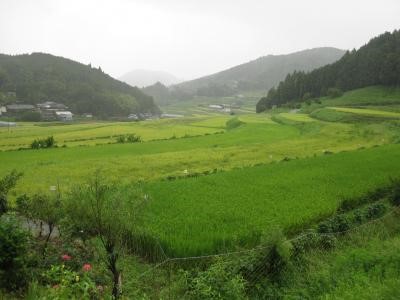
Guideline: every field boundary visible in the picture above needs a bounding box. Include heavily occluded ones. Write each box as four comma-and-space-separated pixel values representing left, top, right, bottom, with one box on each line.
137, 206, 400, 279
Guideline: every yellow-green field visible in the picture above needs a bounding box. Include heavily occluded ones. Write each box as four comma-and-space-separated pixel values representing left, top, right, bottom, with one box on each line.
0, 117, 228, 150
328, 106, 400, 118
1, 111, 399, 196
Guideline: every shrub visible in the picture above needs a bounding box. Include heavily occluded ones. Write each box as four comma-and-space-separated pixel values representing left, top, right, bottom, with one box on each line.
241, 229, 292, 284
327, 87, 343, 98
302, 92, 312, 101
226, 117, 244, 130
318, 234, 336, 250
0, 214, 32, 291
353, 209, 364, 224
0, 170, 23, 215
314, 99, 322, 104
116, 134, 141, 144
292, 230, 319, 256
365, 202, 386, 219
44, 136, 56, 148
331, 215, 350, 233
317, 221, 332, 234
185, 258, 247, 300
126, 134, 141, 143
116, 135, 126, 143
41, 264, 99, 299
390, 180, 400, 206
31, 136, 56, 149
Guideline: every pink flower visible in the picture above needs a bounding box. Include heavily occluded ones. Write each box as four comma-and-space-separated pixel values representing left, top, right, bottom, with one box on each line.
82, 263, 92, 272
61, 254, 72, 261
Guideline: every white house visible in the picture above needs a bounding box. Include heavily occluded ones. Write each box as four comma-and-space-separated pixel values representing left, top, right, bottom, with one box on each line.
55, 111, 73, 121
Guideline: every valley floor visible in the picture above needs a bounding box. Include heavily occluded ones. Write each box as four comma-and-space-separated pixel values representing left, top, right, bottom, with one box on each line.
1, 85, 400, 298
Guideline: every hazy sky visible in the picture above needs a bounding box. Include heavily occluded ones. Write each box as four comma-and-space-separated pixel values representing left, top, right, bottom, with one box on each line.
0, 0, 399, 80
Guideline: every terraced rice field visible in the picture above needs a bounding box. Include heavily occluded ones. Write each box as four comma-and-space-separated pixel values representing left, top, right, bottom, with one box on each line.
2, 87, 400, 258
0, 117, 227, 150
328, 106, 400, 118
142, 144, 400, 256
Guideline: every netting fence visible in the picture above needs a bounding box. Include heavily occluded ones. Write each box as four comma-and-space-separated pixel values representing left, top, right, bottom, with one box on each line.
131, 206, 400, 298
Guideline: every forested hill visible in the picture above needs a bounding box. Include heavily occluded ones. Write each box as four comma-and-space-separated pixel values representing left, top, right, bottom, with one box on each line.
256, 30, 400, 112
0, 53, 160, 117
172, 47, 345, 97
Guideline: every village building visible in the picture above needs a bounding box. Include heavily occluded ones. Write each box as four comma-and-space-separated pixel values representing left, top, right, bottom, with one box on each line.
128, 113, 139, 120
0, 106, 7, 116
5, 104, 36, 114
36, 101, 73, 121
55, 111, 73, 121
37, 101, 68, 110
161, 113, 184, 118
208, 104, 233, 113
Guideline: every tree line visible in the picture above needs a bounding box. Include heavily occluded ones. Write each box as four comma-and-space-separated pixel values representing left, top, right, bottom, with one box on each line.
256, 30, 400, 112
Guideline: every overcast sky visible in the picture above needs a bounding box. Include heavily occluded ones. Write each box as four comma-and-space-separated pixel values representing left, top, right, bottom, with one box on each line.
0, 0, 399, 80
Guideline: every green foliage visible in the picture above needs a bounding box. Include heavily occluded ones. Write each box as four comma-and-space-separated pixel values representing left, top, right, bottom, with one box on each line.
16, 111, 42, 122
276, 212, 400, 299
127, 133, 142, 143
115, 133, 142, 143
327, 87, 343, 98
0, 53, 159, 117
40, 264, 99, 299
240, 229, 293, 286
116, 135, 126, 143
184, 259, 247, 300
30, 136, 56, 149
390, 179, 400, 206
226, 117, 245, 130
0, 170, 22, 215
0, 214, 32, 291
65, 174, 146, 298
257, 30, 400, 111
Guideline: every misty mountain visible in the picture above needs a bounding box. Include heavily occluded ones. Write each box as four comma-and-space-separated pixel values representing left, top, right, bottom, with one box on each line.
0, 53, 160, 117
142, 82, 172, 106
173, 47, 345, 97
256, 30, 400, 111
119, 69, 182, 88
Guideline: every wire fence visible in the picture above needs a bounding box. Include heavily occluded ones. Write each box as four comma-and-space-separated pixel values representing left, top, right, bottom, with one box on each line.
132, 206, 400, 298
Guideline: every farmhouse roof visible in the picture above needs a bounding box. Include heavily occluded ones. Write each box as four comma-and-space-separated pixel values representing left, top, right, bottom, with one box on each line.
37, 101, 68, 110
6, 104, 35, 110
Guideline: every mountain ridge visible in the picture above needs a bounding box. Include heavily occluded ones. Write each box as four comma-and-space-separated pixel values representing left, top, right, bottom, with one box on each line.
172, 47, 345, 97
119, 69, 182, 88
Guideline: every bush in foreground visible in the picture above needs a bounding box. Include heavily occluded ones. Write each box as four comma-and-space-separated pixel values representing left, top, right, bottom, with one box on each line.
0, 214, 33, 291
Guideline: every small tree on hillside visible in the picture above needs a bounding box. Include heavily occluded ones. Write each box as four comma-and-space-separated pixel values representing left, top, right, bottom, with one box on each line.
65, 172, 147, 299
